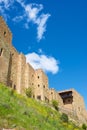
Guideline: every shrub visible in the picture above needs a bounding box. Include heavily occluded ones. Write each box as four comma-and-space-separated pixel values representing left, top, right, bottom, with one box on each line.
10, 88, 15, 96
61, 113, 68, 123
25, 87, 32, 98
52, 100, 59, 111
82, 123, 87, 130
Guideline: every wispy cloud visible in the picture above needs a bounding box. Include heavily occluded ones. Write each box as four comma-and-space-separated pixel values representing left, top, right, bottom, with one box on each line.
0, 0, 50, 41
0, 0, 13, 9
25, 52, 59, 74
14, 2, 50, 41
13, 15, 24, 22
0, 0, 14, 20
36, 14, 50, 41
38, 48, 43, 54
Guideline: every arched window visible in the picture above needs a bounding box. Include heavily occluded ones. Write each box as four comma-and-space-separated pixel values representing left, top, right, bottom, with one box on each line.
4, 31, 6, 36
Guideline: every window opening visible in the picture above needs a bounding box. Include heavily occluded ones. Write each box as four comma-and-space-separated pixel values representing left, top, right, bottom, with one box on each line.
33, 95, 35, 98
37, 95, 41, 100
37, 76, 40, 79
14, 85, 16, 90
4, 31, 6, 36
0, 48, 3, 56
68, 99, 70, 102
43, 85, 45, 88
38, 84, 40, 87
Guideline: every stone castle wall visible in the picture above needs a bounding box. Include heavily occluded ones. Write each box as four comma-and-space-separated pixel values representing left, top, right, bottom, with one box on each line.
0, 16, 87, 124
0, 16, 12, 45
58, 89, 87, 124
72, 89, 87, 123
0, 17, 12, 85
16, 53, 26, 93
48, 88, 63, 106
34, 69, 49, 101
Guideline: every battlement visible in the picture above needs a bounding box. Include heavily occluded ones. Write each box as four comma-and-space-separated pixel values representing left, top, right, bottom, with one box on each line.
0, 16, 12, 44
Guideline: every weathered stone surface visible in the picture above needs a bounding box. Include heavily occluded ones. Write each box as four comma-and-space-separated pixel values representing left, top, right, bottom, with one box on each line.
58, 89, 87, 124
34, 69, 49, 101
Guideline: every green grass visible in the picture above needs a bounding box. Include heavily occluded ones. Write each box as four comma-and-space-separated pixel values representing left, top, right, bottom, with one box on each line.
0, 83, 83, 130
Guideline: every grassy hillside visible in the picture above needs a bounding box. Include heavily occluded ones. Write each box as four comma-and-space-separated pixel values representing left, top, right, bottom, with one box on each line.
0, 83, 83, 130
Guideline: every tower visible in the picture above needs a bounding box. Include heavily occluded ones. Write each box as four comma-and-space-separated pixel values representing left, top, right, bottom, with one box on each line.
0, 16, 12, 44
0, 16, 12, 85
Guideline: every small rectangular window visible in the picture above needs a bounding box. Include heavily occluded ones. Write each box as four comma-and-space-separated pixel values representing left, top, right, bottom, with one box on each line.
33, 95, 35, 98
0, 48, 3, 56
37, 95, 41, 100
43, 85, 45, 88
13, 85, 16, 90
37, 76, 40, 79
4, 31, 6, 36
51, 92, 53, 94
38, 84, 40, 87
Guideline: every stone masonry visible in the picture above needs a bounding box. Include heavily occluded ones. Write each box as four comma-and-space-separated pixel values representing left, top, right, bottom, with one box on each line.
58, 89, 87, 124
0, 16, 87, 124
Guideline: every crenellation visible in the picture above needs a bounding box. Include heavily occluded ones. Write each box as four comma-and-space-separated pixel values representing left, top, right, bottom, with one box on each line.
0, 16, 87, 124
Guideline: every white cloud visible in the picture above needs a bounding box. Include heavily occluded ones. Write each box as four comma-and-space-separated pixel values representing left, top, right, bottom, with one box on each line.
25, 52, 59, 74
0, 0, 14, 19
24, 4, 43, 21
0, 5, 4, 14
0, 0, 50, 41
0, 0, 13, 9
36, 14, 50, 41
14, 2, 50, 41
13, 15, 24, 22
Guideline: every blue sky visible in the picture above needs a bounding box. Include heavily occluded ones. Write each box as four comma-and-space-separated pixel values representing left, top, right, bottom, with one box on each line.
0, 0, 87, 109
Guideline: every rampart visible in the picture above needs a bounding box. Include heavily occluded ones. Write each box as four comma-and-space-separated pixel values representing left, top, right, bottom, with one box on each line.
0, 16, 87, 124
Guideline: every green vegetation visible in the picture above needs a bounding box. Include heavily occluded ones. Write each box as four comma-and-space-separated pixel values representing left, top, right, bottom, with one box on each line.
25, 87, 33, 98
82, 123, 87, 130
60, 113, 69, 123
0, 83, 84, 130
52, 100, 59, 111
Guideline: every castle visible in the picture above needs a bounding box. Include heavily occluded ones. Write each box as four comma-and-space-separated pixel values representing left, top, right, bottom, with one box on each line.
0, 16, 87, 124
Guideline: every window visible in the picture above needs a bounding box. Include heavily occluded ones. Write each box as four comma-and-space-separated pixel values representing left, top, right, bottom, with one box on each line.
51, 92, 53, 94
37, 95, 41, 100
33, 95, 35, 98
68, 99, 70, 102
4, 31, 6, 36
13, 85, 16, 90
0, 48, 3, 56
43, 85, 45, 88
32, 83, 34, 85
63, 100, 65, 104
37, 76, 40, 79
38, 84, 40, 87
